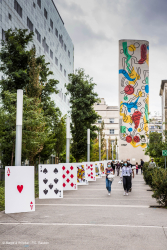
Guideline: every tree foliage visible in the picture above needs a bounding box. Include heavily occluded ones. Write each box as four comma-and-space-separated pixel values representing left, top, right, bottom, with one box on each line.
66, 68, 100, 162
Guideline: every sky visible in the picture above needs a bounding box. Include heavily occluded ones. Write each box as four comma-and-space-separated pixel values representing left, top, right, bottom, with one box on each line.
55, 0, 167, 116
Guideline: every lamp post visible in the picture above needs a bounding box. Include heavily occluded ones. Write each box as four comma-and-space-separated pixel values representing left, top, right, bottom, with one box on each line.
106, 139, 108, 160
112, 141, 113, 159
87, 129, 90, 162
99, 132, 101, 161
15, 89, 23, 166
66, 116, 70, 163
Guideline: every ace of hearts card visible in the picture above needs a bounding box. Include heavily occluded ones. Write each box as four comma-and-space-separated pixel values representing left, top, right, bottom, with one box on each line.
38, 164, 63, 199
61, 163, 77, 190
5, 166, 35, 214
84, 162, 96, 181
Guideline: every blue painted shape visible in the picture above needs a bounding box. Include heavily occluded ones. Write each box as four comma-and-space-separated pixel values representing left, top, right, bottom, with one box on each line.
120, 97, 139, 113
119, 69, 136, 81
147, 46, 149, 50
145, 85, 149, 93
128, 128, 133, 132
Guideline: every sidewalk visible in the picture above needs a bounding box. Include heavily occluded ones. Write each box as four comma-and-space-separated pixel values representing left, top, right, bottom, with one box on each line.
0, 174, 167, 250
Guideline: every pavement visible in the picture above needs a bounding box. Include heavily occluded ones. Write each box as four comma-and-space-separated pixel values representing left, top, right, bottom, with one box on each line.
0, 173, 167, 250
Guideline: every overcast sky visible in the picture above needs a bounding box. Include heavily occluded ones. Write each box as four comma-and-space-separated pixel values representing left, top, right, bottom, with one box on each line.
55, 0, 167, 116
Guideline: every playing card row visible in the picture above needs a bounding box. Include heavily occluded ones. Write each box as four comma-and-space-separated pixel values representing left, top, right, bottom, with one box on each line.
5, 161, 107, 214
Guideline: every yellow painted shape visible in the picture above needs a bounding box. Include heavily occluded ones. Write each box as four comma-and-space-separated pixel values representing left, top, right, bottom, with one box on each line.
120, 104, 132, 123
129, 44, 136, 52
128, 67, 140, 85
130, 140, 147, 148
143, 115, 149, 137
146, 53, 149, 66
137, 128, 141, 132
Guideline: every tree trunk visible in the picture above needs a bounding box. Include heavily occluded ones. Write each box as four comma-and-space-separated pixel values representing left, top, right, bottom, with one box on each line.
11, 143, 15, 166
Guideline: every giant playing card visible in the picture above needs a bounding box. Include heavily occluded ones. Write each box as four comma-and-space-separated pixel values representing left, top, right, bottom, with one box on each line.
96, 161, 106, 176
95, 162, 102, 178
5, 166, 35, 214
62, 163, 77, 190
84, 162, 96, 181
39, 164, 63, 199
77, 163, 88, 185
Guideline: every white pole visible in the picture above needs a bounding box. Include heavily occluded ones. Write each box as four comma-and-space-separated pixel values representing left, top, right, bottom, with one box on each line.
112, 141, 113, 159
15, 89, 23, 166
99, 132, 101, 161
87, 129, 90, 162
66, 116, 70, 163
116, 145, 117, 160
106, 139, 108, 160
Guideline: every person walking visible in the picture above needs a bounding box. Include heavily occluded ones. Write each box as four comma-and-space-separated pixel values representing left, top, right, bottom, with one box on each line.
148, 158, 156, 168
136, 162, 139, 175
105, 162, 113, 196
116, 161, 121, 176
121, 161, 132, 196
141, 159, 144, 174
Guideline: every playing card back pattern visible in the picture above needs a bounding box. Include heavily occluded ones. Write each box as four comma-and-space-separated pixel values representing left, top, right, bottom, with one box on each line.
5, 166, 35, 214
77, 164, 88, 185
84, 162, 96, 181
62, 163, 77, 190
39, 164, 63, 199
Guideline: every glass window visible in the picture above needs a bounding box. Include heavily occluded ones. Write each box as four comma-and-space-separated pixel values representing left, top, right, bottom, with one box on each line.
14, 0, 22, 18
44, 8, 47, 19
8, 13, 12, 21
68, 50, 70, 58
50, 19, 53, 29
98, 119, 102, 124
27, 17, 33, 31
55, 28, 58, 37
64, 69, 66, 77
2, 29, 6, 41
109, 129, 114, 134
37, 0, 41, 8
35, 29, 41, 43
50, 49, 53, 59
55, 57, 58, 66
60, 64, 62, 72
109, 118, 114, 123
33, 2, 36, 8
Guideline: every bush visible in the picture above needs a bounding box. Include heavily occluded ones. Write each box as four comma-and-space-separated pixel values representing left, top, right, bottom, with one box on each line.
152, 168, 167, 207
0, 181, 5, 211
143, 163, 155, 188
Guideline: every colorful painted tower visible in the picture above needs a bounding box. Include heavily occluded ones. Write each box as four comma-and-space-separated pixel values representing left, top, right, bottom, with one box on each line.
119, 40, 149, 163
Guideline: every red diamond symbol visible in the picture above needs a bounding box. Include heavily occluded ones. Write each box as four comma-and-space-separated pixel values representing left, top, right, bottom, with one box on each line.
62, 174, 66, 179
63, 183, 66, 187
70, 183, 74, 187
70, 166, 73, 170
70, 174, 74, 179
66, 170, 70, 174
91, 176, 93, 179
62, 166, 65, 171
66, 178, 70, 183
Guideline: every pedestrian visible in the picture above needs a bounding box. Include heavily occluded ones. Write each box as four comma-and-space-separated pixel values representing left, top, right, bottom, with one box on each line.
116, 161, 121, 176
136, 162, 138, 175
121, 161, 132, 196
148, 158, 156, 168
105, 162, 113, 196
141, 159, 144, 174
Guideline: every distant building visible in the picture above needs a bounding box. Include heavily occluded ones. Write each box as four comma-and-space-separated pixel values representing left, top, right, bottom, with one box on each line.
159, 80, 167, 131
93, 98, 119, 142
149, 116, 162, 133
0, 0, 74, 115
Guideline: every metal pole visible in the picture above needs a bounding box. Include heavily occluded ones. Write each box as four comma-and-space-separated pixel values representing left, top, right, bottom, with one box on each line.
99, 132, 101, 161
116, 145, 117, 160
87, 129, 90, 162
15, 89, 23, 166
106, 139, 108, 160
66, 116, 70, 163
165, 156, 166, 170
112, 142, 113, 159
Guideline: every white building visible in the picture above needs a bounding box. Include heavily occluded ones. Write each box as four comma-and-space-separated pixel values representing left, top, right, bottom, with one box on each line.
0, 0, 74, 115
159, 80, 167, 131
149, 116, 162, 133
93, 98, 119, 142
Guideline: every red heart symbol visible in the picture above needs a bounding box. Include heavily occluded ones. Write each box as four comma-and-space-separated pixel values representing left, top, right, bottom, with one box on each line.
17, 185, 23, 193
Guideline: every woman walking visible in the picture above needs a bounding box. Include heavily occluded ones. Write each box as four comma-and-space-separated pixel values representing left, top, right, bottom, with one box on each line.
105, 162, 113, 196
136, 162, 139, 175
121, 161, 132, 196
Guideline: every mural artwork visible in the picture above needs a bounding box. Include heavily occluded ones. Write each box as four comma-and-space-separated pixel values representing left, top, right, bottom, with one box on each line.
119, 40, 149, 149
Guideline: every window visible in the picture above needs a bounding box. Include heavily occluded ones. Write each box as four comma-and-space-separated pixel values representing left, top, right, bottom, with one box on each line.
109, 129, 114, 134
60, 64, 62, 72
2, 29, 6, 41
27, 17, 33, 31
37, 0, 41, 8
98, 119, 102, 124
50, 49, 53, 59
59, 34, 63, 47
109, 118, 114, 123
55, 28, 58, 37
64, 95, 66, 102
35, 29, 41, 43
150, 126, 154, 129
64, 70, 66, 77
33, 2, 36, 8
44, 8, 47, 19
64, 44, 66, 51
8, 13, 12, 21
42, 37, 49, 53
50, 19, 53, 29
55, 57, 58, 66
68, 50, 70, 58
14, 0, 22, 18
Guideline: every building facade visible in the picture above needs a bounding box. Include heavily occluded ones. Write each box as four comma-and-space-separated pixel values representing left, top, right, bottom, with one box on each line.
160, 80, 167, 131
119, 39, 149, 163
0, 0, 74, 115
93, 98, 119, 142
149, 116, 162, 133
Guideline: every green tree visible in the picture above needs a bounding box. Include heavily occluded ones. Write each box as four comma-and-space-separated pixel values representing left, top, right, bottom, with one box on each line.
66, 68, 100, 162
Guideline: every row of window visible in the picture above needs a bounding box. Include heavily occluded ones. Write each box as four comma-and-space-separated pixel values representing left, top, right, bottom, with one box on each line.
150, 126, 162, 129
98, 118, 115, 124
14, 1, 71, 57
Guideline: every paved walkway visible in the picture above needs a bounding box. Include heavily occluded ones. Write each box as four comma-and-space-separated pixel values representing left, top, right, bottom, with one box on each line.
0, 173, 167, 249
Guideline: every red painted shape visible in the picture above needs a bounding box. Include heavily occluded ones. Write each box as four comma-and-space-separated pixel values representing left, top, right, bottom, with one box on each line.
138, 44, 147, 64
62, 166, 65, 171
62, 174, 66, 179
17, 185, 23, 193
71, 183, 74, 187
131, 111, 142, 129
126, 136, 132, 143
7, 168, 10, 177
63, 183, 66, 187
70, 166, 73, 170
30, 201, 33, 210
124, 85, 134, 95
134, 136, 140, 143
66, 170, 70, 174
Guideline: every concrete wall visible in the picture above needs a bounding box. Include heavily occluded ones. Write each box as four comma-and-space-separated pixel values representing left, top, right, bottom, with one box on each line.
119, 39, 149, 163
